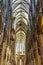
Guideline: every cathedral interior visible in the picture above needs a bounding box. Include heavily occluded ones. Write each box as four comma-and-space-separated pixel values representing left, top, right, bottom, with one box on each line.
0, 0, 43, 65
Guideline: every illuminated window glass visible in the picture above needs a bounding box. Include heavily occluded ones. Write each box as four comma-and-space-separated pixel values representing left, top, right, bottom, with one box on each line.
16, 42, 25, 55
